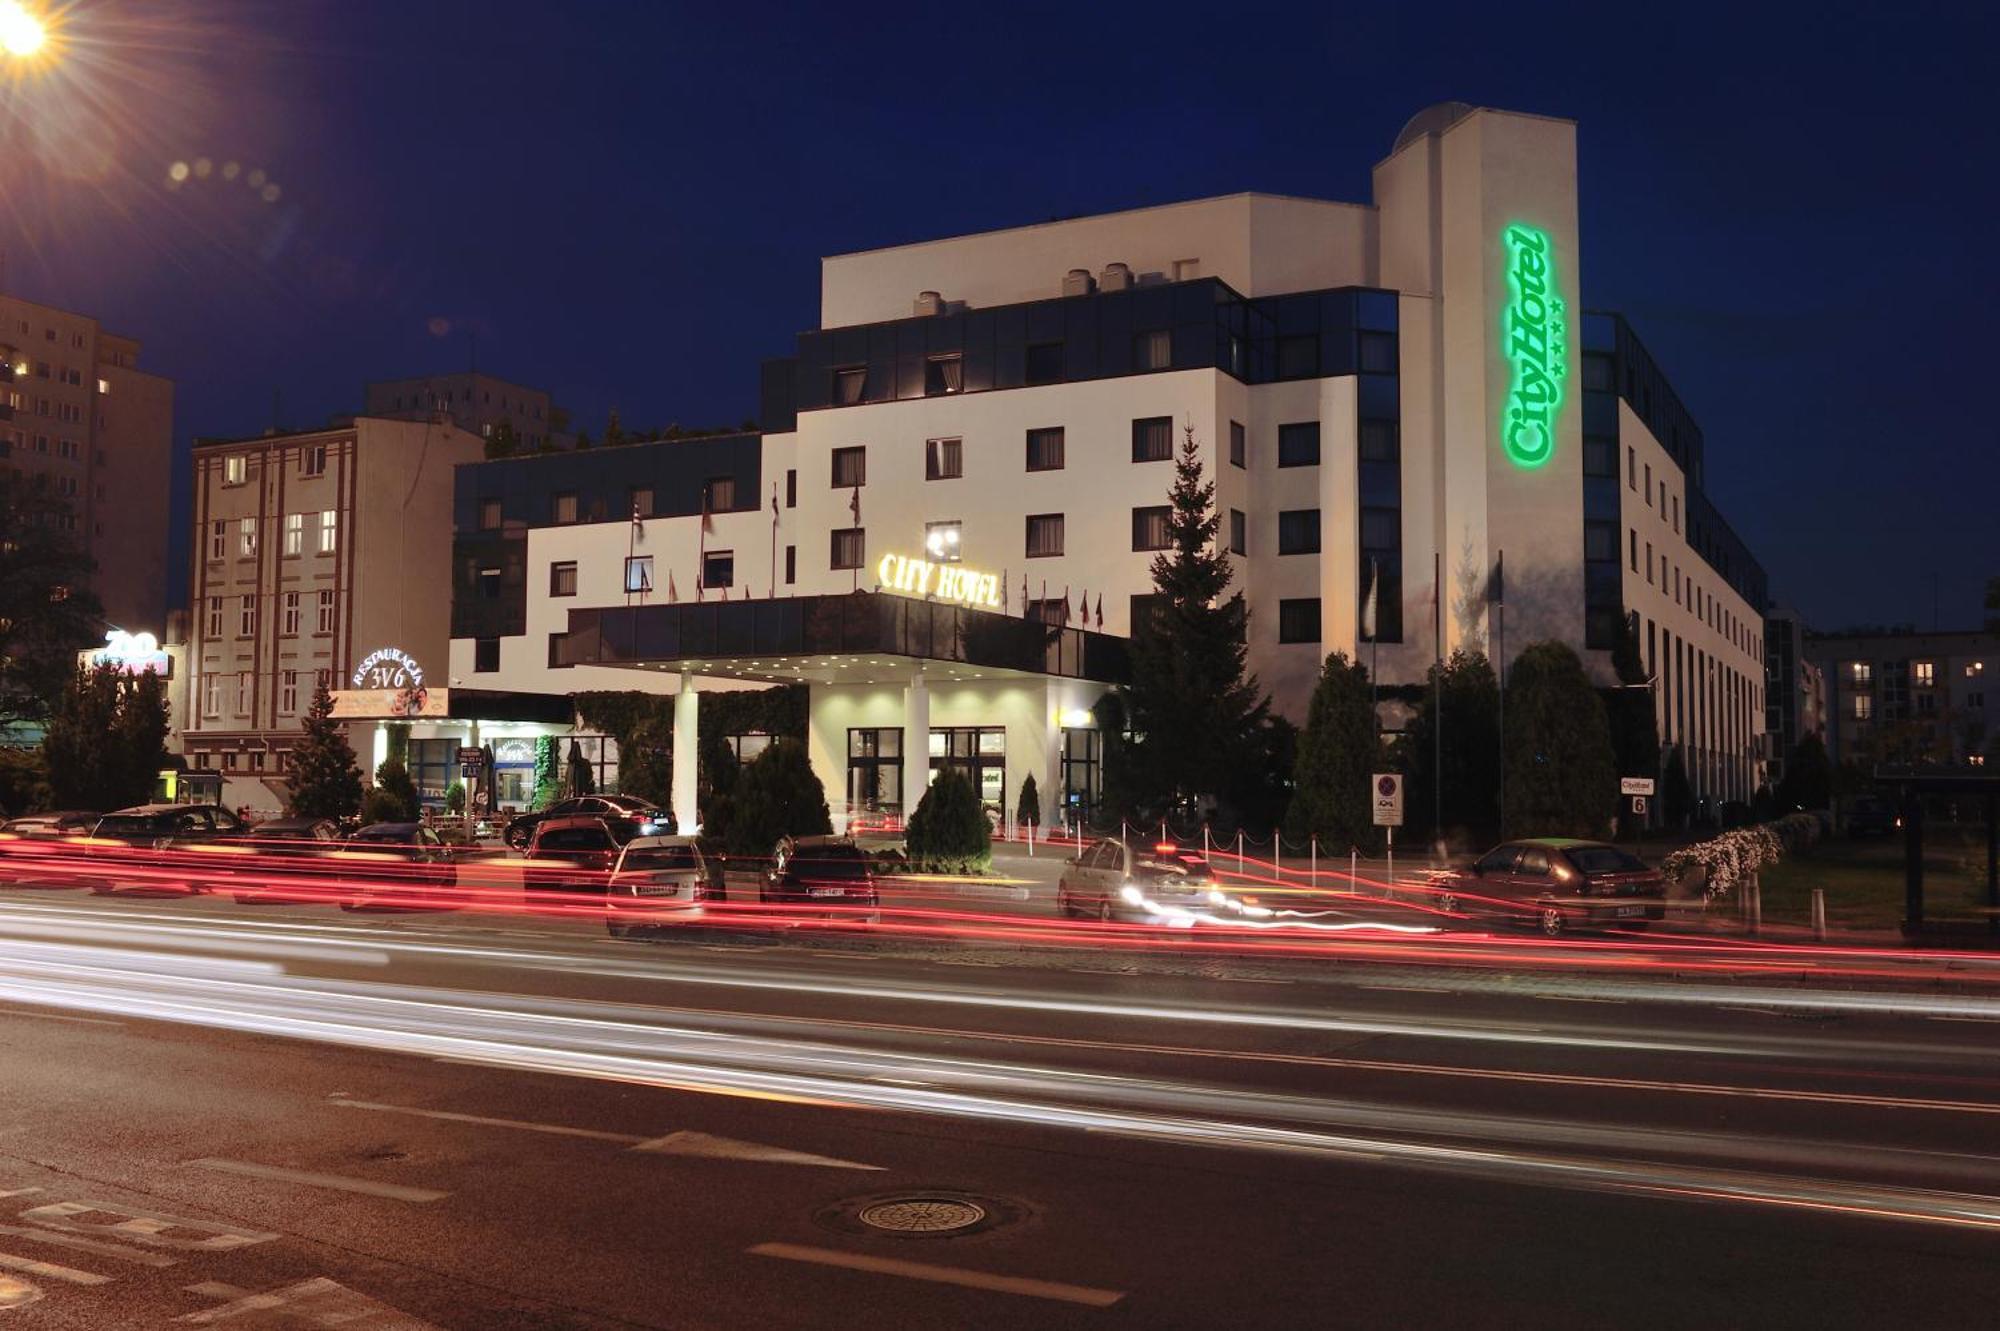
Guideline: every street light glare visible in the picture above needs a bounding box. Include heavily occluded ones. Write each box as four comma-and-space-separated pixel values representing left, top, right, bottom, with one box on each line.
0, 1, 45, 57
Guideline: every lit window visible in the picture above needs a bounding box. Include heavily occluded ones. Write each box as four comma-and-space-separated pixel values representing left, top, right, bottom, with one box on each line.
1849, 661, 1872, 686
924, 354, 964, 396
924, 521, 962, 562
1913, 661, 1936, 686
1969, 661, 1986, 678
223, 455, 247, 486
1853, 696, 1873, 721
317, 509, 337, 554
239, 516, 257, 557
283, 512, 303, 556
624, 556, 653, 594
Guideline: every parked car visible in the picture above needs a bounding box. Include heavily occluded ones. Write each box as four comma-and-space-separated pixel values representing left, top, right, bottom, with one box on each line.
1433, 838, 1666, 936
604, 835, 716, 938
1844, 794, 1899, 839
760, 836, 880, 916
522, 815, 646, 898
84, 804, 250, 894
0, 811, 102, 887
505, 795, 667, 850
1057, 836, 1222, 924
213, 817, 344, 903
337, 822, 458, 910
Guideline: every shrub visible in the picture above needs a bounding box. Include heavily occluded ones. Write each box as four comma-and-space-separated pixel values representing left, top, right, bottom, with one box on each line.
906, 767, 992, 874
444, 782, 466, 815
1017, 773, 1041, 830
370, 759, 420, 823
360, 787, 408, 826
1502, 641, 1617, 838
723, 738, 831, 857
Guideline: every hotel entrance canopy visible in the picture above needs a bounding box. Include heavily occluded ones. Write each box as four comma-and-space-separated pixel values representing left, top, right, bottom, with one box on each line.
559, 591, 1130, 687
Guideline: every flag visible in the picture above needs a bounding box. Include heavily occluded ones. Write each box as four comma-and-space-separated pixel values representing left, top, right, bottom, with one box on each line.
667, 570, 678, 603
1488, 552, 1505, 608
771, 484, 780, 525
849, 486, 861, 525
1077, 588, 1087, 622
700, 488, 714, 534
1022, 575, 1030, 617
1362, 559, 1379, 639
1094, 594, 1103, 630
630, 501, 644, 539
1062, 586, 1072, 624
1001, 570, 1009, 613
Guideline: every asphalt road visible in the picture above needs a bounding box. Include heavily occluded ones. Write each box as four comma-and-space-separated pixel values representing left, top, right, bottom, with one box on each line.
3, 887, 2000, 1328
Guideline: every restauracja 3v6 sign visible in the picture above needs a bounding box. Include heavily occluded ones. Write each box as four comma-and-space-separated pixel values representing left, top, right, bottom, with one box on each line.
1501, 223, 1567, 469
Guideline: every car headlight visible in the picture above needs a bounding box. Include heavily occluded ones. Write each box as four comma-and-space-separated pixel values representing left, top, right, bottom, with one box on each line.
1119, 883, 1143, 905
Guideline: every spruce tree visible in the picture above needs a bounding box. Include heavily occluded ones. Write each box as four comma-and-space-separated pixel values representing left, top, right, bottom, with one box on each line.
905, 766, 992, 873
1288, 652, 1378, 849
1113, 424, 1269, 821
286, 684, 364, 819
1502, 641, 1618, 837
1603, 613, 1660, 834
111, 667, 170, 807
723, 739, 831, 856
43, 665, 121, 809
1399, 650, 1501, 845
1017, 773, 1041, 830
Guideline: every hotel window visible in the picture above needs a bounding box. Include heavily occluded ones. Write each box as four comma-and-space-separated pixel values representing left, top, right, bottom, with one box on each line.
1278, 598, 1322, 644
550, 561, 578, 597
548, 632, 570, 669
1913, 661, 1936, 686
202, 674, 222, 718
1583, 437, 1617, 478
553, 492, 577, 524
1025, 513, 1064, 559
300, 443, 326, 476
1644, 464, 1652, 505
236, 672, 252, 715
1229, 420, 1246, 469
280, 671, 298, 715
625, 556, 653, 594
1277, 422, 1320, 468
1131, 506, 1171, 552
1853, 695, 1873, 721
1026, 598, 1068, 626
1358, 330, 1398, 375
833, 366, 867, 405
831, 446, 866, 488
830, 527, 865, 570
479, 498, 503, 530
474, 638, 500, 673
316, 589, 335, 634
924, 520, 962, 562
630, 487, 654, 519
239, 516, 257, 557
1025, 341, 1064, 385
703, 476, 737, 512
1134, 330, 1171, 372
924, 354, 964, 396
223, 455, 247, 486
702, 550, 734, 590
785, 469, 797, 507
784, 545, 796, 585
926, 437, 962, 481
478, 565, 501, 599
1131, 416, 1172, 463
239, 596, 256, 638
1629, 528, 1638, 572
283, 512, 303, 556
1025, 427, 1065, 472
204, 596, 222, 639
208, 519, 226, 561
317, 509, 337, 553
1229, 508, 1246, 555
1672, 496, 1680, 533
1627, 447, 1637, 490
1277, 509, 1321, 555
1647, 543, 1655, 583
1848, 661, 1871, 686
281, 592, 300, 635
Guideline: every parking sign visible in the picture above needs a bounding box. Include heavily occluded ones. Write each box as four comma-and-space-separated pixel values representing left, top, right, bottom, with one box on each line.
1372, 773, 1404, 827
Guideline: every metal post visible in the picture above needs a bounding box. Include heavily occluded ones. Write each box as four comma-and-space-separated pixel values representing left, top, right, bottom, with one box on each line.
1203, 824, 1211, 861
1747, 870, 1761, 935
1987, 791, 1998, 938
1811, 887, 1827, 942
1236, 830, 1245, 875
1310, 835, 1318, 891
1386, 826, 1395, 899
1349, 846, 1358, 895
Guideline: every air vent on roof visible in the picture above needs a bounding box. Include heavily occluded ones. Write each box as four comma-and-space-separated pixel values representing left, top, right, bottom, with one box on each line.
913, 291, 945, 317
1099, 262, 1132, 292
1061, 268, 1094, 297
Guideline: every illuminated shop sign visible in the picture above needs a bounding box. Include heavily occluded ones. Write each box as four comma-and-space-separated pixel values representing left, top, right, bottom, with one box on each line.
1501, 223, 1566, 469
351, 647, 424, 690
876, 552, 1001, 610
81, 629, 172, 677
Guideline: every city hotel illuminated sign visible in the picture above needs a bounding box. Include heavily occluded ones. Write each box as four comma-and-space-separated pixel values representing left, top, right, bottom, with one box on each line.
1501, 223, 1566, 469
876, 552, 1002, 610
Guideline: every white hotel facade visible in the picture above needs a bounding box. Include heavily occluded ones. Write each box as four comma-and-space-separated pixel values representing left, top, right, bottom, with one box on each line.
449, 103, 1769, 829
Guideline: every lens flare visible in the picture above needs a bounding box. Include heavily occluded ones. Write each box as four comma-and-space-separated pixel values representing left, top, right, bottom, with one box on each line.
0, 2, 45, 58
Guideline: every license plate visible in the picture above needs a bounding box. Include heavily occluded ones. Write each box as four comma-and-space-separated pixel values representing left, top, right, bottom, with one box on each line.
1613, 905, 1642, 918
809, 887, 844, 898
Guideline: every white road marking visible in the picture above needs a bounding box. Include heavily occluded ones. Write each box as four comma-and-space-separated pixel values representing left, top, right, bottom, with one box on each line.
188, 1160, 448, 1204
178, 1276, 445, 1327
631, 1131, 882, 1170
0, 1224, 177, 1267
0, 1006, 123, 1027
0, 1250, 110, 1285
748, 1242, 1124, 1307
328, 1097, 639, 1144
1204, 975, 1292, 985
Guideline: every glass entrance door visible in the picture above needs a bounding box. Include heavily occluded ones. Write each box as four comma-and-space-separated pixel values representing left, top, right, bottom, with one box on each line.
930, 727, 1006, 822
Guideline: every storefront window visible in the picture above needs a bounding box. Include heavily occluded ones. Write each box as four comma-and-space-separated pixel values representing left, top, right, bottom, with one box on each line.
847, 728, 902, 817
930, 727, 1006, 816
1061, 728, 1100, 825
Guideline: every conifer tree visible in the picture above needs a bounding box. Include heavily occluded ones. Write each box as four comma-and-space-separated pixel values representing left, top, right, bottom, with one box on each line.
286, 684, 364, 819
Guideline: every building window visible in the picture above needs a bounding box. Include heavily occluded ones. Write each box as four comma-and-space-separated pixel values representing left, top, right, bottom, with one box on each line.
924, 520, 962, 562
1627, 446, 1637, 490
283, 512, 303, 556
1644, 464, 1652, 505
625, 556, 653, 594
1646, 542, 1655, 584
479, 498, 503, 530
784, 545, 796, 585
831, 446, 866, 488
317, 509, 337, 554
223, 455, 247, 486
553, 492, 578, 524
1025, 427, 1065, 472
1849, 661, 1872, 686
833, 366, 867, 405
785, 469, 797, 508
1134, 330, 1171, 371
703, 476, 737, 512
1584, 438, 1617, 478
1853, 695, 1873, 721
1229, 508, 1246, 555
926, 437, 962, 480
1131, 416, 1173, 463
1277, 509, 1320, 555
205, 596, 222, 639
280, 671, 298, 714
1131, 506, 1171, 552
1277, 422, 1321, 468
239, 516, 258, 557
630, 487, 654, 519
238, 595, 256, 638
1229, 420, 1245, 469
1025, 513, 1064, 559
474, 638, 500, 673
236, 672, 253, 716
550, 561, 578, 597
202, 674, 222, 718
300, 443, 326, 476
1969, 661, 1986, 678
1358, 330, 1398, 374
281, 592, 300, 635
1672, 495, 1680, 532
1278, 598, 1322, 644
1025, 341, 1064, 385
548, 633, 570, 669
1026, 598, 1068, 626
1913, 660, 1936, 686
1583, 520, 1618, 563
478, 565, 502, 599
830, 528, 865, 570
316, 589, 335, 634
1629, 528, 1638, 572
208, 519, 226, 562
702, 550, 734, 589
924, 354, 964, 396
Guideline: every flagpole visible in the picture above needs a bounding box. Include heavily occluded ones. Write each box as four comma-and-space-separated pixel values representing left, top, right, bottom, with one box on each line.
769, 483, 778, 598
1434, 549, 1443, 849
1496, 549, 1506, 839
1367, 558, 1379, 727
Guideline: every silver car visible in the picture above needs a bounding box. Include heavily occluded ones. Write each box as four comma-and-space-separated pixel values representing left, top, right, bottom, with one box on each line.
1057, 836, 1222, 924
605, 836, 714, 938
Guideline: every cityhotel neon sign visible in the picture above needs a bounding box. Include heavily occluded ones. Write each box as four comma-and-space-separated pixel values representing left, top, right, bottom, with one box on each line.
876, 552, 1002, 610
1501, 223, 1567, 469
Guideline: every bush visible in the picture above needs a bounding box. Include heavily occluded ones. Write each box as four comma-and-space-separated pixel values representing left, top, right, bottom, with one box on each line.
0, 747, 50, 816
1503, 641, 1617, 838
369, 759, 419, 823
444, 782, 466, 815
906, 767, 992, 874
360, 787, 408, 826
723, 738, 831, 857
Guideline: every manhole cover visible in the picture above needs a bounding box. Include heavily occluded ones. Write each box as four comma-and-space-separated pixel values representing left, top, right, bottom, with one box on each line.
858, 1197, 987, 1233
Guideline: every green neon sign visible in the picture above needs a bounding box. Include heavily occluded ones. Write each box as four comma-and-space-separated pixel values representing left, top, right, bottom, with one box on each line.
1501, 223, 1566, 468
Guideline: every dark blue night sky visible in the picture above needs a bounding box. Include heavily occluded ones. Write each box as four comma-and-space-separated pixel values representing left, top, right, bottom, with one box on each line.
5, 0, 1995, 628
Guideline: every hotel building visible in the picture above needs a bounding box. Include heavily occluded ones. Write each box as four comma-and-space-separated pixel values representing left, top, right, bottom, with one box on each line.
448, 102, 1771, 828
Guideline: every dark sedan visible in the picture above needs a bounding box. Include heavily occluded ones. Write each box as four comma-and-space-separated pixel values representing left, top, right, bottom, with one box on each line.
84, 804, 250, 895
337, 822, 458, 910
215, 818, 344, 903
0, 811, 102, 887
760, 836, 880, 918
522, 816, 645, 898
1434, 838, 1666, 937
505, 795, 667, 850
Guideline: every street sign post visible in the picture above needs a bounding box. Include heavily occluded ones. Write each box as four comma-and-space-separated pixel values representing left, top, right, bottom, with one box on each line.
1373, 773, 1404, 891
1620, 777, 1656, 797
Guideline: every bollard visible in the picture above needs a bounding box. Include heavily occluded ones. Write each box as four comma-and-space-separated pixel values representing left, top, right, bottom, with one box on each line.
1203, 825, 1211, 862
1236, 829, 1245, 875
1811, 887, 1827, 942
1349, 846, 1358, 895
1310, 836, 1317, 891
1747, 871, 1762, 935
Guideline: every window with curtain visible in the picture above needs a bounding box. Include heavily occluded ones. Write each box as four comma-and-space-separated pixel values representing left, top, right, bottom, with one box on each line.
1277, 509, 1320, 555
1134, 330, 1171, 371
1131, 506, 1171, 552
550, 561, 578, 597
625, 556, 653, 594
833, 367, 866, 405
704, 476, 736, 511
1026, 427, 1065, 472
926, 437, 962, 480
1131, 417, 1172, 463
924, 355, 963, 396
830, 528, 865, 569
1278, 422, 1321, 467
832, 447, 866, 488
1278, 599, 1321, 644
1025, 513, 1064, 558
